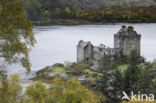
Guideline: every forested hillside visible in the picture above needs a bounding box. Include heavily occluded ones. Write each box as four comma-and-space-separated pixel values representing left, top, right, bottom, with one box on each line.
20, 0, 156, 24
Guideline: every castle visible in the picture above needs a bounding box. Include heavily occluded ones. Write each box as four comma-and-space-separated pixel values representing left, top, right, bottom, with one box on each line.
77, 26, 141, 70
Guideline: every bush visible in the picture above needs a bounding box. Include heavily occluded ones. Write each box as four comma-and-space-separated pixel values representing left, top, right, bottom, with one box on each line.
25, 78, 102, 103
53, 63, 65, 68
67, 63, 89, 76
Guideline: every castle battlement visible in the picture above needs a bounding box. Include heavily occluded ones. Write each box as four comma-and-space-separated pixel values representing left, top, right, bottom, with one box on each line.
77, 26, 141, 70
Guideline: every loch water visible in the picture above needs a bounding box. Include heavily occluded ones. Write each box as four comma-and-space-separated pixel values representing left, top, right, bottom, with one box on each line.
7, 23, 156, 79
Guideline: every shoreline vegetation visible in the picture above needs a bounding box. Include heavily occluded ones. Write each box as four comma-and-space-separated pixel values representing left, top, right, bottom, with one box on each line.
31, 19, 156, 26
32, 60, 156, 83
1, 0, 156, 102
30, 55, 156, 103
24, 6, 156, 25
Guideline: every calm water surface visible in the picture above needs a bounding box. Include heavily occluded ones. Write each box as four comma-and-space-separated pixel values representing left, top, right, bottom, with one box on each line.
7, 23, 156, 78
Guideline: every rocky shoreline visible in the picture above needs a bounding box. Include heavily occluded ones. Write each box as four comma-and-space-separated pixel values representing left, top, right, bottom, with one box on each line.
32, 19, 156, 26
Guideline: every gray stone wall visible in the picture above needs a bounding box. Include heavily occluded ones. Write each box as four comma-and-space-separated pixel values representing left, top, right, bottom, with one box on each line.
77, 26, 141, 70
114, 26, 141, 55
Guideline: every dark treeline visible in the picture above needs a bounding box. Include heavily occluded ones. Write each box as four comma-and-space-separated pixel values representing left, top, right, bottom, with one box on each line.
20, 0, 156, 24
78, 6, 156, 23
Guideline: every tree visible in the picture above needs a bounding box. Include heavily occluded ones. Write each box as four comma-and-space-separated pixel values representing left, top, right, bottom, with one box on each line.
25, 81, 47, 103
97, 55, 123, 103
0, 0, 35, 72
65, 7, 71, 15
123, 51, 141, 94
100, 54, 116, 72
0, 73, 22, 103
25, 78, 101, 103
47, 78, 100, 103
137, 62, 156, 95
97, 70, 123, 103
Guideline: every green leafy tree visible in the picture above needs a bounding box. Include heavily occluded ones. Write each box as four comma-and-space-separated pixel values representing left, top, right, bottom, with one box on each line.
0, 0, 36, 72
65, 7, 71, 15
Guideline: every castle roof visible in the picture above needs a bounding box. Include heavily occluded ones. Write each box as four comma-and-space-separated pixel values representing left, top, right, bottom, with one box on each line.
78, 40, 93, 48
115, 26, 138, 36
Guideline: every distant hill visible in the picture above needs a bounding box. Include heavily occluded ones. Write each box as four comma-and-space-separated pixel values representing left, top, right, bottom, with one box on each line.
77, 0, 156, 10
20, 0, 156, 23
21, 0, 156, 11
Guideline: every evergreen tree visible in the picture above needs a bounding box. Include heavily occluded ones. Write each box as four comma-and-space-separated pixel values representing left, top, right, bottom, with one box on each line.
97, 55, 123, 103
137, 62, 156, 95
123, 51, 141, 94
100, 55, 116, 72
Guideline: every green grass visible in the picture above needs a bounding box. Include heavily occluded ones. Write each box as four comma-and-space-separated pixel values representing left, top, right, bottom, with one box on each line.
51, 67, 66, 75
84, 69, 94, 74
84, 69, 103, 80
117, 64, 129, 74
153, 64, 156, 69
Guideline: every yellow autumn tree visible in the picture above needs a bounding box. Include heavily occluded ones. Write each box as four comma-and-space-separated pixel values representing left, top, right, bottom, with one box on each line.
47, 78, 102, 103
0, 0, 36, 72
0, 74, 22, 103
25, 81, 47, 103
25, 78, 103, 103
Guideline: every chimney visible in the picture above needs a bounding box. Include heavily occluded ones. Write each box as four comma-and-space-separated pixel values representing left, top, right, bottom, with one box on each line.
128, 26, 134, 32
122, 25, 126, 28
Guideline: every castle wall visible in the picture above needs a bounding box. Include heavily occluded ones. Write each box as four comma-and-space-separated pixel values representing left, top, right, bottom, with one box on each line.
77, 44, 85, 63
77, 26, 141, 70
77, 41, 94, 63
114, 34, 141, 55
84, 43, 94, 62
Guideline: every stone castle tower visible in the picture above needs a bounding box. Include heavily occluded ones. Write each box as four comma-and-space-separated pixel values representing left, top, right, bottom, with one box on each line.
114, 26, 141, 55
77, 26, 141, 69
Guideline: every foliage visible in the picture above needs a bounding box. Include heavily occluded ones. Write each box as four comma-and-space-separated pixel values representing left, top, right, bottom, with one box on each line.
53, 63, 65, 68
25, 81, 47, 103
25, 78, 102, 103
96, 51, 155, 103
123, 51, 142, 93
117, 64, 129, 75
97, 70, 123, 103
0, 73, 22, 103
82, 6, 156, 23
137, 62, 156, 95
65, 7, 71, 15
0, 0, 35, 71
100, 55, 117, 72
20, 0, 156, 24
49, 78, 100, 103
97, 55, 123, 103
67, 63, 89, 76
51, 67, 66, 75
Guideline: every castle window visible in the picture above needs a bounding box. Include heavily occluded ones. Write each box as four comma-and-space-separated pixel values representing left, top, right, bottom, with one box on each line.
99, 48, 102, 52
86, 58, 89, 61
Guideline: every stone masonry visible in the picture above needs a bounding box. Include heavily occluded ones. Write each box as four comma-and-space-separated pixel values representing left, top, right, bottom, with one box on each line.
77, 26, 141, 70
